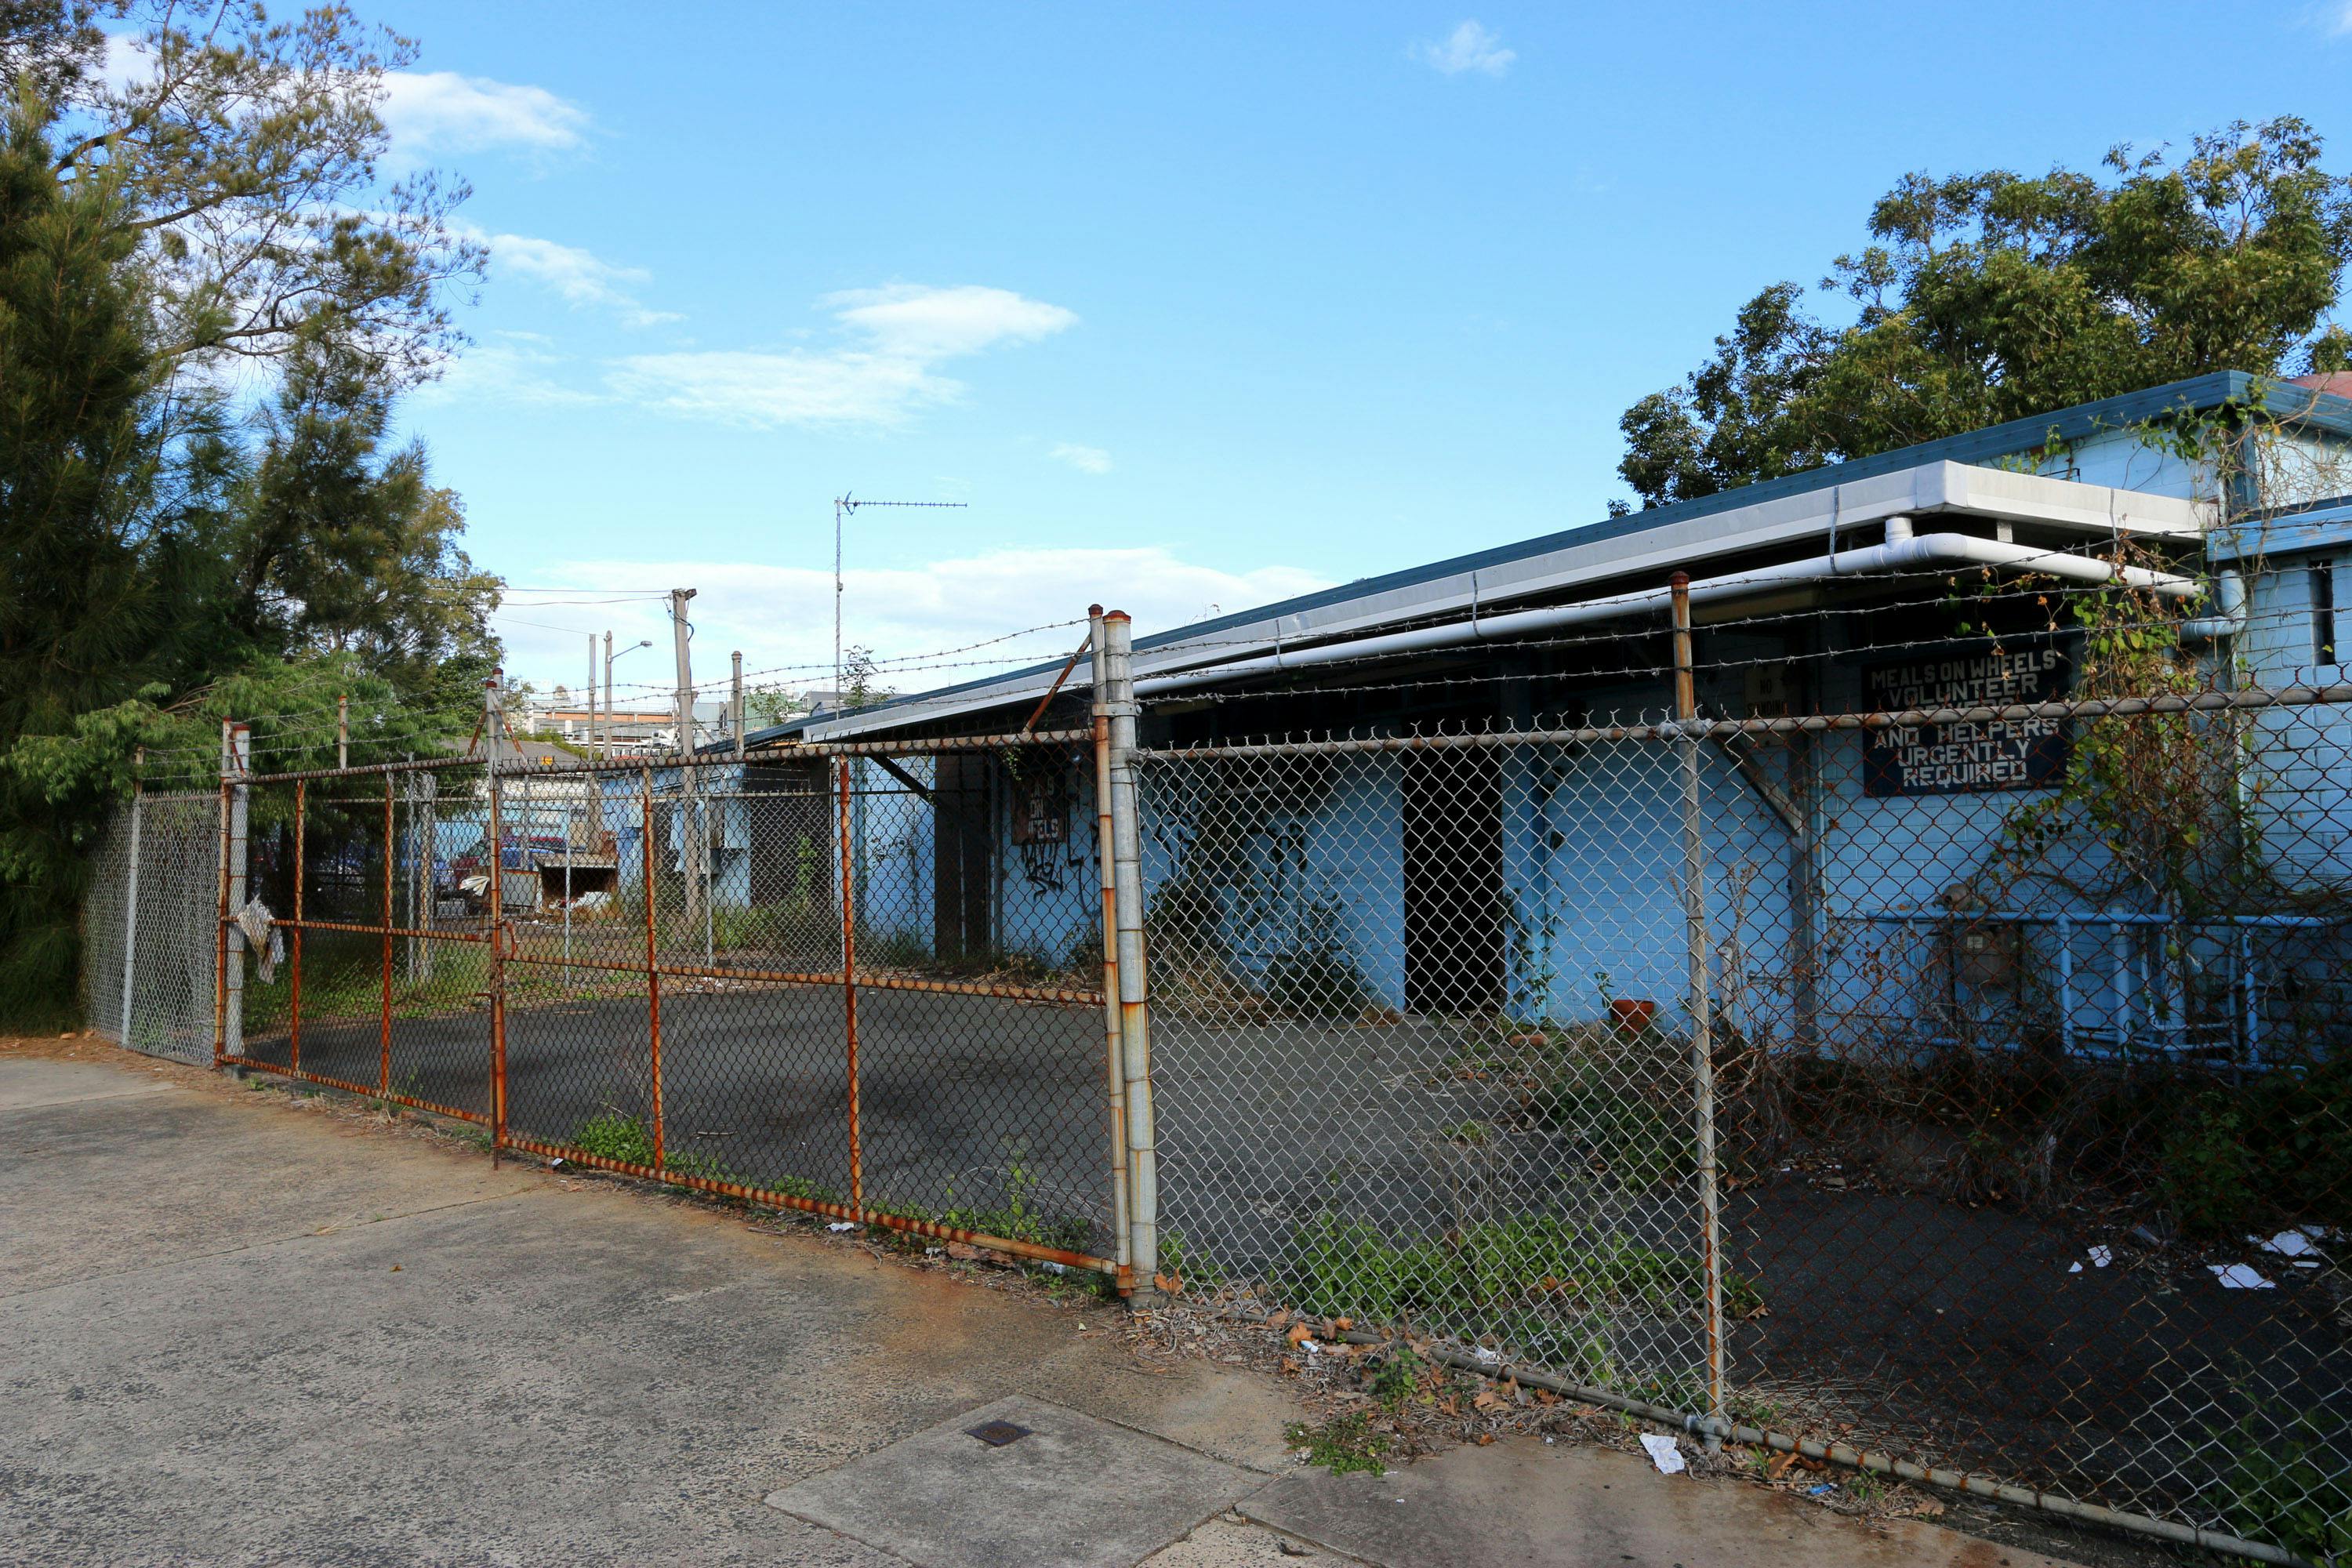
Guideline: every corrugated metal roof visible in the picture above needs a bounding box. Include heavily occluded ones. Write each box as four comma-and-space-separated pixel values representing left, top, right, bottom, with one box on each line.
758, 371, 2349, 746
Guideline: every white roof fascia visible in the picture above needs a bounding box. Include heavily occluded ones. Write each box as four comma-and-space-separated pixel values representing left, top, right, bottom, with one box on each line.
805, 461, 2207, 740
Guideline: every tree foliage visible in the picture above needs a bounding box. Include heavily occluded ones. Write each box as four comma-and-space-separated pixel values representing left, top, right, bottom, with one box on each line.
1620, 118, 2352, 507
0, 2, 497, 1025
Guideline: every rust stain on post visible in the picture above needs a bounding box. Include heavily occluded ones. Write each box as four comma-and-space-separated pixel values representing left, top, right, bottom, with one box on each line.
1090, 604, 1131, 1284
642, 768, 665, 1171
214, 771, 230, 1067
837, 757, 863, 1211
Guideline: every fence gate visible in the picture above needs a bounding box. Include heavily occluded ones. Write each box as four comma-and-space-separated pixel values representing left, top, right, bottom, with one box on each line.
96, 727, 1132, 1279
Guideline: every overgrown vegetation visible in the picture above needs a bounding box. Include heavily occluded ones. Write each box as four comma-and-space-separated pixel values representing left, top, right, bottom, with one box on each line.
1279, 1213, 1762, 1330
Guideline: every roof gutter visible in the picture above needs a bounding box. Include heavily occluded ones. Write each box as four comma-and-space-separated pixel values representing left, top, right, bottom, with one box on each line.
1138, 521, 2201, 698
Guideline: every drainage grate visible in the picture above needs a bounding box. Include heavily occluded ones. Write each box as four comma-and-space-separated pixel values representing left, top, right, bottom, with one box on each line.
964, 1420, 1033, 1447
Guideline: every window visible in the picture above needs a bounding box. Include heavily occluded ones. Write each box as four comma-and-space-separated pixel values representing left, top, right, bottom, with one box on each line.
2316, 559, 2339, 668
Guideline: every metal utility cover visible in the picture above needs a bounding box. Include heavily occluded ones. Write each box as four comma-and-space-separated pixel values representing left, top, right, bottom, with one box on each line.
965, 1419, 1031, 1446
767, 1395, 1253, 1568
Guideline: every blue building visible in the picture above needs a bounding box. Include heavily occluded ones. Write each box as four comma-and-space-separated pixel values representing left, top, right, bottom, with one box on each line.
734, 372, 2352, 1061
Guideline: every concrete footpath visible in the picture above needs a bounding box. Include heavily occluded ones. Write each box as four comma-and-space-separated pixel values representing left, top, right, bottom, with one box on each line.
2, 1040, 2092, 1567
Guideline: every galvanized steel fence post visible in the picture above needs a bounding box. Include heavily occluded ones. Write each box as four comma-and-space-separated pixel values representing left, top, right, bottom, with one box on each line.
837, 756, 864, 1211
1102, 611, 1161, 1297
216, 720, 249, 1063
1669, 573, 1728, 1439
1089, 606, 1132, 1287
118, 769, 143, 1047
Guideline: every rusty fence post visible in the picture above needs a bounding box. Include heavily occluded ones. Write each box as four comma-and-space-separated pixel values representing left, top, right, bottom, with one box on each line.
1101, 611, 1160, 1299
487, 677, 508, 1160
642, 765, 666, 1172
1089, 606, 1131, 1288
837, 757, 863, 1212
1670, 572, 1728, 1443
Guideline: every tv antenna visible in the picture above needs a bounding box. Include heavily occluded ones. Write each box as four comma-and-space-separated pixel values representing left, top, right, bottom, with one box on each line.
830, 494, 968, 713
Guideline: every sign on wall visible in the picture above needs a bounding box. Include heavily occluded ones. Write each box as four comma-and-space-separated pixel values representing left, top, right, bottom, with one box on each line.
1860, 639, 2074, 797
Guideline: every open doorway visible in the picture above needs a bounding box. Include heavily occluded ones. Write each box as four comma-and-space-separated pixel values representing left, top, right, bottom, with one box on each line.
1401, 748, 1504, 1015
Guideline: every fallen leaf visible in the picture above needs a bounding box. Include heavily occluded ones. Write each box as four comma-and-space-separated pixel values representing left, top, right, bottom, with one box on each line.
1473, 1389, 1510, 1413
1287, 1323, 1314, 1346
1766, 1452, 1798, 1481
1476, 1432, 1496, 1445
1153, 1272, 1183, 1294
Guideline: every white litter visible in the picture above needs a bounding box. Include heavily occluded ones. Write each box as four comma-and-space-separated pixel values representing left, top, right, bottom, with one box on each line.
2252, 1230, 2325, 1268
2068, 1263, 2082, 1273
1469, 1347, 1502, 1367
2088, 1245, 2112, 1267
1640, 1434, 1687, 1475
2209, 1262, 2275, 1290
826, 1221, 858, 1232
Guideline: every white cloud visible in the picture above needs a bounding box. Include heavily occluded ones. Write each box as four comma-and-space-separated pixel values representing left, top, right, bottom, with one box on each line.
828, 284, 1079, 359
1050, 443, 1113, 474
416, 333, 604, 408
1413, 20, 1515, 76
378, 71, 589, 158
609, 284, 1078, 429
2326, 1, 2352, 34
499, 547, 1332, 702
485, 232, 680, 328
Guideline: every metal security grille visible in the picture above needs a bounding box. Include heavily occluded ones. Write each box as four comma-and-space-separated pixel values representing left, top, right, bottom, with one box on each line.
197, 730, 1123, 1274
1133, 685, 2352, 1554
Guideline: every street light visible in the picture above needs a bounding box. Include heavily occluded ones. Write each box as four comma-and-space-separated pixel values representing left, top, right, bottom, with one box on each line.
602, 634, 654, 759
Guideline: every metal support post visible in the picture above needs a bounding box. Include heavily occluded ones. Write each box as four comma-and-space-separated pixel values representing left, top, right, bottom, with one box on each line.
1088, 607, 1131, 1286
1102, 611, 1162, 1299
380, 775, 394, 1095
118, 767, 143, 1046
837, 757, 864, 1210
732, 650, 746, 760
291, 780, 306, 1073
222, 722, 250, 1062
670, 587, 703, 938
337, 693, 349, 771
642, 768, 666, 1173
487, 676, 509, 1160
1670, 573, 1727, 1442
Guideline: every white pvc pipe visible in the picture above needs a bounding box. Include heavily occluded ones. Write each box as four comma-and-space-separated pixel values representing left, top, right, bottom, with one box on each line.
1138, 524, 2201, 696
2179, 568, 2245, 643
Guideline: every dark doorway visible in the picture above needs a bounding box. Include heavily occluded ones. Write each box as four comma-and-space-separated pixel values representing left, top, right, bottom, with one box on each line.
1401, 748, 1504, 1015
932, 753, 995, 961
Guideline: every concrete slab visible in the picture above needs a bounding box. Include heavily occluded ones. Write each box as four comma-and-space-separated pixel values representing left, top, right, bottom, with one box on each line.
768, 1393, 1257, 1568
0, 1056, 177, 1110
1242, 1436, 2076, 1568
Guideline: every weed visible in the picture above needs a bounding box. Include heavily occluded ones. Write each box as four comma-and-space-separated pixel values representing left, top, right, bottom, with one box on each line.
1845, 1469, 1887, 1505
1542, 1054, 1693, 1189
1158, 1227, 1222, 1291
1286, 1414, 1390, 1476
571, 1110, 655, 1167
1369, 1345, 1424, 1410
2210, 1405, 2352, 1561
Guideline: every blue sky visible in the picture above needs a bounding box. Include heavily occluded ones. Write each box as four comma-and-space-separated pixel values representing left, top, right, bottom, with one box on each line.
358, 1, 2352, 706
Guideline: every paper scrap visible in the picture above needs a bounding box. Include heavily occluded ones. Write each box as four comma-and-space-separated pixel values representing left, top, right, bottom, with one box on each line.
2087, 1245, 2112, 1267
826, 1221, 858, 1232
1640, 1434, 1687, 1475
2209, 1262, 2274, 1290
2252, 1231, 2324, 1267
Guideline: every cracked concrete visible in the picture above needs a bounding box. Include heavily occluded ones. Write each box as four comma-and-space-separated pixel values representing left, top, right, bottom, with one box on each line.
3, 1044, 2104, 1566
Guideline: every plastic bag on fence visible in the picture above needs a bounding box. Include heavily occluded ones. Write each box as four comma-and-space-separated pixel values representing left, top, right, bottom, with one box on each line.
236, 899, 285, 984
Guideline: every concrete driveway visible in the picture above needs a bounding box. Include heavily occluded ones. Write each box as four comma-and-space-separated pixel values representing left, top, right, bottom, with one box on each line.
1, 1039, 2115, 1567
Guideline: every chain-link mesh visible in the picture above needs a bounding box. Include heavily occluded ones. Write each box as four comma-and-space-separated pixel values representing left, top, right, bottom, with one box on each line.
82, 789, 220, 1063
148, 736, 1123, 1272
1135, 688, 2350, 1549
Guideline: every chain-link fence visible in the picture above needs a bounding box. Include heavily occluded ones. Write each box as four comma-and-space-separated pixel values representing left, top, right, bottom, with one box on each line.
1134, 683, 2351, 1557
150, 731, 1126, 1274
82, 789, 223, 1064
